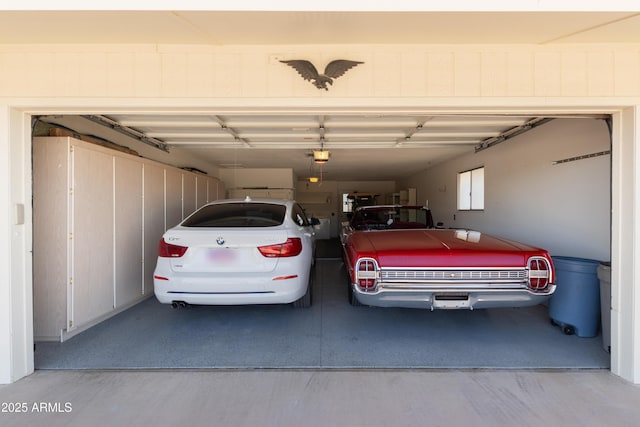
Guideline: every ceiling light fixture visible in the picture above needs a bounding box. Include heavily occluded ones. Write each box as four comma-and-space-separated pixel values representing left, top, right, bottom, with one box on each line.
313, 137, 330, 163
313, 149, 329, 163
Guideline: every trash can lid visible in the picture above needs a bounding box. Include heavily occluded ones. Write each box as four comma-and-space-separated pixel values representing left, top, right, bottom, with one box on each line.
552, 256, 600, 274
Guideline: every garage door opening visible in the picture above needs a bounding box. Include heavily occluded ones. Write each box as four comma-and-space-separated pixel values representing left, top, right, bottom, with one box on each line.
30, 112, 612, 371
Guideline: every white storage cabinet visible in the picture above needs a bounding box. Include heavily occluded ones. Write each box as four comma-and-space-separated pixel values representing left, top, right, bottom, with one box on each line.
33, 136, 224, 341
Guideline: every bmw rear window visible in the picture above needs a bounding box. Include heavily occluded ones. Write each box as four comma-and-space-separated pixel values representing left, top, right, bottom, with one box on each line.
181, 203, 287, 227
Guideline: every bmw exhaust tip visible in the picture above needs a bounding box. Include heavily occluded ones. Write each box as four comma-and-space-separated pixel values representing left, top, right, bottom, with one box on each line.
171, 301, 189, 309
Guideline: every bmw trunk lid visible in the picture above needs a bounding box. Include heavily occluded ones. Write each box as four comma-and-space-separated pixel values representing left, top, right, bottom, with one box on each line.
164, 228, 289, 273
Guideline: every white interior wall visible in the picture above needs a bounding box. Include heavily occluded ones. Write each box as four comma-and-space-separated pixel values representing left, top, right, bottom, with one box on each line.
400, 118, 611, 261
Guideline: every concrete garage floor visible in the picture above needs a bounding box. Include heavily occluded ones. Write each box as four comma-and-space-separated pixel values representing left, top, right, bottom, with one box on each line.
34, 252, 609, 370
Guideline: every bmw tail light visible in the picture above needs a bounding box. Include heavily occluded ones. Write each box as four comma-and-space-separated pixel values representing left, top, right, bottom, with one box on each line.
356, 259, 378, 292
258, 238, 303, 258
528, 257, 552, 290
158, 238, 188, 258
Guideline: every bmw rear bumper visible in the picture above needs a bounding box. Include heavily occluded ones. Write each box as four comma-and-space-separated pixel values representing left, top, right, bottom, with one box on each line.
154, 274, 308, 306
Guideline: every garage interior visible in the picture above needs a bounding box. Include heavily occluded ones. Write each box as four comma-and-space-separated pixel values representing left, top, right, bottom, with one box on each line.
31, 112, 612, 370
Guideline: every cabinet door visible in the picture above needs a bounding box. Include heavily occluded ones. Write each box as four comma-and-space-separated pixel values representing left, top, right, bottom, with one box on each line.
165, 168, 183, 229
71, 145, 115, 330
114, 156, 143, 307
143, 163, 166, 296
183, 173, 197, 218
32, 138, 69, 340
196, 175, 208, 209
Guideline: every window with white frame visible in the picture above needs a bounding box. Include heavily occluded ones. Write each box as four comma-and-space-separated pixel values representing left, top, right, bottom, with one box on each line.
457, 167, 484, 210
342, 193, 353, 213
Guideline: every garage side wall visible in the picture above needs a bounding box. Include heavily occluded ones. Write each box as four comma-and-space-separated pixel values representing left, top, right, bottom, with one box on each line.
399, 118, 611, 262
32, 136, 223, 341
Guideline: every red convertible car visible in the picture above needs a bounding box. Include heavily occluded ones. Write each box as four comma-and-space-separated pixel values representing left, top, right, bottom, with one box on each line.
341, 205, 556, 309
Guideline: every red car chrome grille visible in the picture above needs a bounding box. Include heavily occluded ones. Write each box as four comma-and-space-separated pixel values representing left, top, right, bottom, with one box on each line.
380, 269, 528, 282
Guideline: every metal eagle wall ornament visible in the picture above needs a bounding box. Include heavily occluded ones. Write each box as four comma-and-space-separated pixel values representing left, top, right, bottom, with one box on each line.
280, 59, 364, 90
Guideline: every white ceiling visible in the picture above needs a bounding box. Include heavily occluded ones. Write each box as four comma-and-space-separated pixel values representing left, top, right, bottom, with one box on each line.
9, 9, 637, 181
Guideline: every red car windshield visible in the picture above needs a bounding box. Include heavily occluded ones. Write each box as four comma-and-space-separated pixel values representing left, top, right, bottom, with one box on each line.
351, 206, 434, 230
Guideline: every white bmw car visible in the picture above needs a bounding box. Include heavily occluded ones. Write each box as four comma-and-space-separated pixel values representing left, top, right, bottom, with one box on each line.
153, 198, 318, 308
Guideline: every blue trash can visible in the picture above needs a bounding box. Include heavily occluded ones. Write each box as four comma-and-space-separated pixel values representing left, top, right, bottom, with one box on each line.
549, 256, 601, 337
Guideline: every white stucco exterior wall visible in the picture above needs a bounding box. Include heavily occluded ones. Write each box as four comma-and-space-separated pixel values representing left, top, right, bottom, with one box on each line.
1, 41, 640, 383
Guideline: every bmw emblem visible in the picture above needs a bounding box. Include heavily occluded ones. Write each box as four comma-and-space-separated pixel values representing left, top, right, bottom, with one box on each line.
216, 237, 225, 246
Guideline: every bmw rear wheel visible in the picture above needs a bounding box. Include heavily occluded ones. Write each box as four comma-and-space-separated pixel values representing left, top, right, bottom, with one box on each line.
293, 266, 314, 308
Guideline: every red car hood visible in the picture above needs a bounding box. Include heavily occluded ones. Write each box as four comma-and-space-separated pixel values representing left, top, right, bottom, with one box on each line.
348, 229, 548, 268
